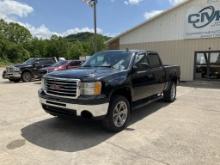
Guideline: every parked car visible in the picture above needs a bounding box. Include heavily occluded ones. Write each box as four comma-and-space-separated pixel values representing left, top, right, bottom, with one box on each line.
40, 60, 85, 77
38, 50, 180, 132
2, 58, 57, 82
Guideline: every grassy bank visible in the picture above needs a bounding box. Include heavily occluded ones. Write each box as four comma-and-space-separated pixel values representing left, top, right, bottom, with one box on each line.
0, 60, 11, 67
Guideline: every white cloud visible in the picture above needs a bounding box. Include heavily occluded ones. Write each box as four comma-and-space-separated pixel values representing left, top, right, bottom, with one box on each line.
144, 10, 163, 19
0, 0, 33, 21
124, 0, 143, 5
169, 0, 185, 6
0, 0, 110, 39
23, 24, 105, 39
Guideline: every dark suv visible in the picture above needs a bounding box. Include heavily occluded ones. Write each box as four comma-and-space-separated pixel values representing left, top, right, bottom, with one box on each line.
2, 58, 57, 82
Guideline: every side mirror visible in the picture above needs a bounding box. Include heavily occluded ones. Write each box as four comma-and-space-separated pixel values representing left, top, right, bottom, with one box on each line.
33, 61, 40, 67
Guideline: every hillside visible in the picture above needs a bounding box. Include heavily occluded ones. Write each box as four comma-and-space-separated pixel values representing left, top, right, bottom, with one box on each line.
0, 19, 111, 64
65, 32, 111, 42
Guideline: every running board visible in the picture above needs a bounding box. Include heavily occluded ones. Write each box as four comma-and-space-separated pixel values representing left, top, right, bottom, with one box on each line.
132, 96, 163, 110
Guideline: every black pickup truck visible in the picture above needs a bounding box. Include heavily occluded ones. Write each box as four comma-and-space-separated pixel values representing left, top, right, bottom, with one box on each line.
39, 50, 180, 132
2, 58, 57, 82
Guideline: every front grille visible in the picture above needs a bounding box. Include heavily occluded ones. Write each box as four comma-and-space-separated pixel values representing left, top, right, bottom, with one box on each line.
6, 67, 13, 73
45, 77, 80, 99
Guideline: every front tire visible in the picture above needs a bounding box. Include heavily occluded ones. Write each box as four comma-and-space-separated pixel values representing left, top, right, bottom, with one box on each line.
21, 71, 32, 82
163, 81, 176, 102
103, 95, 130, 132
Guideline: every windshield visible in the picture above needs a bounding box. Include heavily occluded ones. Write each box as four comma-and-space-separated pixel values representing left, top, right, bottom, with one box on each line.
82, 51, 132, 70
23, 58, 35, 65
51, 60, 68, 67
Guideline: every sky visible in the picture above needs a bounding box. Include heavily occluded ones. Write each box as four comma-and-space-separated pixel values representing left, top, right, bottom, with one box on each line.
0, 0, 185, 39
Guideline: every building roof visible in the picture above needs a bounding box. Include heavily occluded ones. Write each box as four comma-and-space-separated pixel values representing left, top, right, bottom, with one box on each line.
106, 0, 191, 44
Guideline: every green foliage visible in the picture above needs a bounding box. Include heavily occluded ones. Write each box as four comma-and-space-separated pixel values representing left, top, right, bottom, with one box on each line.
0, 19, 111, 64
0, 19, 32, 44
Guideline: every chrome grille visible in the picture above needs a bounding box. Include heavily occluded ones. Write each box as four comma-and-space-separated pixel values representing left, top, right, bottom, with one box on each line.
45, 77, 80, 99
6, 67, 13, 73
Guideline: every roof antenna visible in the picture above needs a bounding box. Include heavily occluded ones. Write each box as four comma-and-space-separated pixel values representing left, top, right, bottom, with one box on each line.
126, 48, 129, 52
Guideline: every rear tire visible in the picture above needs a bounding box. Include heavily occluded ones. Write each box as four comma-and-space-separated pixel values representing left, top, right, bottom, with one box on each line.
163, 81, 176, 102
21, 71, 32, 82
103, 95, 130, 132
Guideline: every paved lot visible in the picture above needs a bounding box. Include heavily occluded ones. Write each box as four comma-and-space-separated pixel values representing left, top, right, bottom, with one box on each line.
0, 68, 220, 165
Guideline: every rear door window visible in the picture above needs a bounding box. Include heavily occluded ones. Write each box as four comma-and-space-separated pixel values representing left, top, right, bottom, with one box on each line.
70, 61, 81, 66
39, 59, 54, 66
147, 53, 161, 67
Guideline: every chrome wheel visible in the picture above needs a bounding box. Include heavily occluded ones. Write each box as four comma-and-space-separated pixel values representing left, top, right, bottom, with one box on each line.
22, 72, 32, 82
113, 101, 128, 128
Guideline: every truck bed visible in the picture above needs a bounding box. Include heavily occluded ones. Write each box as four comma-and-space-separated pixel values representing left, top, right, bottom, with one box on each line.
163, 65, 181, 82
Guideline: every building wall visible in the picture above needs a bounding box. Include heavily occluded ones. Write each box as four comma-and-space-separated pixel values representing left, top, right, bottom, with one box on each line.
120, 38, 220, 81
119, 0, 209, 44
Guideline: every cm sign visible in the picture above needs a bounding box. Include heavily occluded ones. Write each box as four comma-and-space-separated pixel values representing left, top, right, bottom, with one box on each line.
188, 6, 220, 28
185, 2, 220, 39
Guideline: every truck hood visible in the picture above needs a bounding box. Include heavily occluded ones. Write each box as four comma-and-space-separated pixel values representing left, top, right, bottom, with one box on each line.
46, 67, 121, 81
11, 64, 32, 68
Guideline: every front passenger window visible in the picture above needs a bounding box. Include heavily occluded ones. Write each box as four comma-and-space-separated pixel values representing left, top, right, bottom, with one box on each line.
134, 54, 148, 69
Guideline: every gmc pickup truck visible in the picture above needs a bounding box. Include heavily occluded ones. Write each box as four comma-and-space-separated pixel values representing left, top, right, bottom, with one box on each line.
39, 50, 180, 132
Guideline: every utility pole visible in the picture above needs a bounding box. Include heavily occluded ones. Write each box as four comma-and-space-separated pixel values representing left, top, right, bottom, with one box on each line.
82, 0, 98, 52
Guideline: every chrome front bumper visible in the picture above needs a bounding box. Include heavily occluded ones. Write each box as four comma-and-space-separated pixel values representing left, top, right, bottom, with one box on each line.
3, 71, 21, 79
40, 98, 109, 117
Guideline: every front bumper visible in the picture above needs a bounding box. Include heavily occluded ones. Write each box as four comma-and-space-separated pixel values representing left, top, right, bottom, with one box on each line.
39, 89, 109, 118
2, 70, 21, 79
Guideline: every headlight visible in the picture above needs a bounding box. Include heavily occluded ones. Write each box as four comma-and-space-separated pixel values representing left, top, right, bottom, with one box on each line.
41, 78, 46, 91
13, 67, 20, 72
80, 82, 102, 96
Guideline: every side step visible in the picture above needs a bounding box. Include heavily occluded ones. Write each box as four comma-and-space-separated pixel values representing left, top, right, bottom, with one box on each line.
132, 95, 163, 110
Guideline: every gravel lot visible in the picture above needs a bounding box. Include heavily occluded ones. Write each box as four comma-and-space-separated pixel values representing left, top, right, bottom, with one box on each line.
0, 68, 220, 165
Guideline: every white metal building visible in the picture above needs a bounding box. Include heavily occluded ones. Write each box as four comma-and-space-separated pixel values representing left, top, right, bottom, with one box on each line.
107, 0, 220, 81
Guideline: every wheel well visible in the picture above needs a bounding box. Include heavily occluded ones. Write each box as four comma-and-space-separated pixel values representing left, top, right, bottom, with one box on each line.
110, 87, 132, 103
171, 76, 178, 84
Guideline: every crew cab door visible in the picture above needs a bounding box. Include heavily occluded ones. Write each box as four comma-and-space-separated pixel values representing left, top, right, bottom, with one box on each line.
131, 52, 165, 101
146, 52, 166, 95
33, 59, 54, 76
131, 53, 154, 101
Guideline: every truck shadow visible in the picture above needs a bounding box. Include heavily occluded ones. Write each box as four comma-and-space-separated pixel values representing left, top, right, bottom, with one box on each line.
0, 79, 41, 85
21, 100, 169, 152
180, 81, 220, 89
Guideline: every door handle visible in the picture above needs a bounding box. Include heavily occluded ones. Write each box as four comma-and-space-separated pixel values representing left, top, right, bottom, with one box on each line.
137, 70, 148, 74
147, 73, 154, 79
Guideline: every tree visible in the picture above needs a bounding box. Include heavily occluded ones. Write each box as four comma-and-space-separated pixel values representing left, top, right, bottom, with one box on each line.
0, 38, 30, 63
0, 19, 111, 65
67, 41, 85, 59
0, 19, 32, 44
47, 37, 68, 58
24, 38, 48, 57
